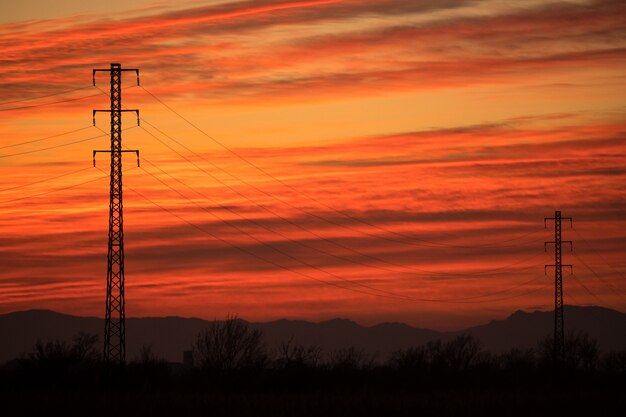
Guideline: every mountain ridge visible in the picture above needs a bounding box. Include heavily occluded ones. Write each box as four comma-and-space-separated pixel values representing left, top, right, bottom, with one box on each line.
1, 305, 624, 363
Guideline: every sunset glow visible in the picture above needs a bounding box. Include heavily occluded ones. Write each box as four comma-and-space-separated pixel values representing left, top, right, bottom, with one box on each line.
0, 0, 625, 330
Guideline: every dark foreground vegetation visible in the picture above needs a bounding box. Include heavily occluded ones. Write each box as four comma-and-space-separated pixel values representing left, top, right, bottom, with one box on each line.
1, 317, 625, 416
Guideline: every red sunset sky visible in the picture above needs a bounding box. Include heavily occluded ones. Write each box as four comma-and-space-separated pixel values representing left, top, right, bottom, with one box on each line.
0, 0, 624, 330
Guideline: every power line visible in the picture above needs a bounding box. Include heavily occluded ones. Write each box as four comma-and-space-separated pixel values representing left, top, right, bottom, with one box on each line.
0, 133, 106, 159
138, 85, 545, 250
136, 151, 417, 277
135, 117, 546, 276
128, 164, 549, 304
136, 122, 545, 278
91, 84, 548, 302
0, 126, 93, 150
0, 172, 108, 206
129, 174, 551, 304
570, 272, 604, 305
573, 252, 626, 296
442, 274, 548, 301
0, 92, 103, 112
120, 176, 420, 303
0, 166, 93, 193
134, 164, 424, 302
0, 126, 137, 159
124, 129, 550, 300
573, 228, 626, 278
132, 141, 545, 283
0, 85, 92, 106
110, 86, 546, 263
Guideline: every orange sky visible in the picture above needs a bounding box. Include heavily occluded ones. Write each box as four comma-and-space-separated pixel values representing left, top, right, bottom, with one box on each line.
0, 0, 625, 330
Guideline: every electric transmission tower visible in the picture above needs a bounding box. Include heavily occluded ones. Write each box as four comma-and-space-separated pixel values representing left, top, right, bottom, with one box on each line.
92, 63, 140, 365
544, 210, 573, 368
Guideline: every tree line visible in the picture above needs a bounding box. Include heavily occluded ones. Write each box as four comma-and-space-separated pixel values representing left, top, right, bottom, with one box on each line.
3, 314, 625, 378
1, 316, 625, 416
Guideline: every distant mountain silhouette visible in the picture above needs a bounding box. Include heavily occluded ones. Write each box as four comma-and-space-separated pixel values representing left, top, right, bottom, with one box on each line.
1, 305, 624, 364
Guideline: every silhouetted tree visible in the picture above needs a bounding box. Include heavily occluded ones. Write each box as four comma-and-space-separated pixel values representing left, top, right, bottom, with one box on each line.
16, 332, 100, 385
328, 347, 376, 371
193, 314, 267, 371
566, 331, 599, 371
28, 332, 99, 367
29, 339, 71, 366
388, 335, 483, 374
70, 332, 100, 362
387, 346, 429, 371
440, 334, 482, 372
277, 337, 322, 369
537, 331, 599, 371
537, 335, 555, 367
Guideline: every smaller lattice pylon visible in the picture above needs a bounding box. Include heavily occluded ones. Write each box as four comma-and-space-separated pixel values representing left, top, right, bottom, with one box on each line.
544, 210, 573, 369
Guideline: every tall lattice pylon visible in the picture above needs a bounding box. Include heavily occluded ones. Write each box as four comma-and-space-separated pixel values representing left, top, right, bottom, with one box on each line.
544, 210, 573, 368
92, 63, 140, 365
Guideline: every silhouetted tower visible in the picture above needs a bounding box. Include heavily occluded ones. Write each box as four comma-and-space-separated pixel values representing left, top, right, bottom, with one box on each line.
544, 210, 573, 367
92, 63, 140, 365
